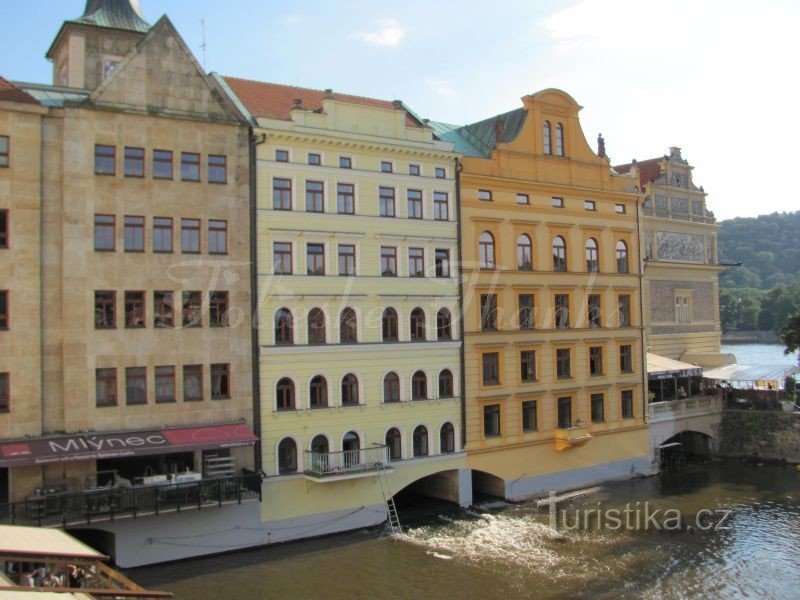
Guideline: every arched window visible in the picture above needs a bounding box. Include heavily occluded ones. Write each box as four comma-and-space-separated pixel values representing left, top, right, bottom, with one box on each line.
437, 308, 452, 340
308, 308, 326, 344
553, 236, 567, 272
276, 378, 295, 411
386, 428, 402, 461
311, 434, 329, 455
412, 371, 428, 400
309, 375, 328, 408
384, 372, 400, 403
479, 231, 495, 269
275, 308, 293, 344
410, 308, 426, 341
616, 241, 629, 274
585, 238, 599, 272
440, 423, 455, 453
543, 120, 552, 155
555, 123, 564, 156
382, 308, 398, 341
277, 438, 297, 474
341, 373, 359, 406
342, 431, 360, 467
438, 369, 454, 398
413, 425, 428, 457
517, 234, 532, 271
310, 434, 329, 474
340, 308, 357, 343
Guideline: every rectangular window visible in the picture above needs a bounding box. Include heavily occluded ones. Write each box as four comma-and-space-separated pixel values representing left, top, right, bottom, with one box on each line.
182, 291, 202, 327
0, 210, 7, 248
516, 193, 530, 205
180, 218, 201, 253
125, 367, 147, 405
211, 363, 230, 399
551, 196, 564, 208
591, 393, 605, 423
435, 249, 450, 278
588, 294, 602, 328
153, 217, 173, 253
522, 400, 537, 432
183, 365, 203, 401
95, 368, 117, 407
124, 291, 145, 328
381, 246, 397, 277
557, 397, 572, 428
308, 153, 321, 166
275, 149, 289, 163
478, 189, 492, 202
154, 291, 174, 328
621, 390, 634, 418
153, 149, 173, 179
584, 200, 596, 211
589, 346, 603, 376
208, 220, 227, 254
0, 291, 6, 330
209, 291, 229, 327
337, 183, 355, 214
0, 135, 8, 167
124, 215, 144, 252
338, 244, 356, 276
273, 178, 292, 210
675, 295, 691, 323
155, 366, 175, 403
435, 167, 446, 179
307, 243, 325, 275
94, 214, 115, 251
181, 152, 200, 181
615, 203, 626, 214
433, 193, 449, 222
482, 352, 500, 386
94, 144, 115, 175
409, 247, 425, 277
407, 189, 423, 219
620, 344, 633, 374
618, 294, 631, 327
480, 294, 498, 331
555, 294, 570, 329
0, 372, 8, 413
519, 294, 534, 329
484, 404, 500, 437
305, 180, 324, 212
339, 156, 352, 169
380, 160, 393, 173
124, 147, 144, 177
94, 291, 115, 329
556, 348, 571, 379
379, 186, 396, 217
274, 242, 292, 274
520, 350, 536, 382
409, 164, 420, 176
208, 154, 227, 183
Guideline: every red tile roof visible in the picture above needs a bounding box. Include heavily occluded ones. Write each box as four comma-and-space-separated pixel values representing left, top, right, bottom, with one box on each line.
614, 157, 663, 188
0, 77, 38, 104
223, 76, 421, 128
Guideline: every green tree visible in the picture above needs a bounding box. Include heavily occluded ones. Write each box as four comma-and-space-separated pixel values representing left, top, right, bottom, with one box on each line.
719, 288, 762, 331
780, 312, 800, 366
758, 283, 800, 332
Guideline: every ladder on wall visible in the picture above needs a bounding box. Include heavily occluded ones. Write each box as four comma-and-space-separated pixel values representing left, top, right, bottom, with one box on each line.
377, 468, 402, 535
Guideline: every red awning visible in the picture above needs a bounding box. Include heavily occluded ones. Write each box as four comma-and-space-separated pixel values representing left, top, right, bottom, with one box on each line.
0, 423, 257, 468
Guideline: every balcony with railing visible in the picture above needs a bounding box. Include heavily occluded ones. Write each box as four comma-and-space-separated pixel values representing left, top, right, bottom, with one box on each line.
304, 445, 391, 482
649, 394, 722, 423
553, 422, 592, 451
0, 472, 261, 528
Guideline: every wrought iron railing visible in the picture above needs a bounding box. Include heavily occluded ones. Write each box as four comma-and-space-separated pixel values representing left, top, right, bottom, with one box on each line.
0, 472, 261, 528
304, 445, 389, 477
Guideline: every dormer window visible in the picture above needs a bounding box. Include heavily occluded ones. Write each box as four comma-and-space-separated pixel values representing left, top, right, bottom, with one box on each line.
102, 58, 121, 80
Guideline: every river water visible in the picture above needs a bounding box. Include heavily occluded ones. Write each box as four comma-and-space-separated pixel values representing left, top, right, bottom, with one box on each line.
132, 462, 800, 599
721, 343, 798, 367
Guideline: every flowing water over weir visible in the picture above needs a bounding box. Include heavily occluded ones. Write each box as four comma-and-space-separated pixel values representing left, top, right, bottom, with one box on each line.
132, 462, 800, 599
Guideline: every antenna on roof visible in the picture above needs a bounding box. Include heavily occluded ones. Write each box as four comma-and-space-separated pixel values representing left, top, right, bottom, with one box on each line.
200, 19, 207, 72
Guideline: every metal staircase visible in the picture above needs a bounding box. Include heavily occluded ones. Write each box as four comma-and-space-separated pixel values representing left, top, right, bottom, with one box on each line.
377, 467, 402, 534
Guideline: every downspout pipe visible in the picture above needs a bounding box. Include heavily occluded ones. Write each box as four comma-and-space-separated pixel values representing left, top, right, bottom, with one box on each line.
454, 157, 467, 449
39, 114, 46, 436
636, 192, 649, 425
249, 128, 266, 473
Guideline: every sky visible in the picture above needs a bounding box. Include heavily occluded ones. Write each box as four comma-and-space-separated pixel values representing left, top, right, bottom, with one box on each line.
1, 0, 798, 221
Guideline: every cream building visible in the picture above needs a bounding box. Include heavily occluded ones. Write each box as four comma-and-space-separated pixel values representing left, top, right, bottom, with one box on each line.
219, 76, 470, 541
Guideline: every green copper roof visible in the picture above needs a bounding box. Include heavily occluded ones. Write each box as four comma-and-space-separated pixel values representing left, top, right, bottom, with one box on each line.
428, 121, 485, 157
71, 0, 150, 32
429, 108, 528, 158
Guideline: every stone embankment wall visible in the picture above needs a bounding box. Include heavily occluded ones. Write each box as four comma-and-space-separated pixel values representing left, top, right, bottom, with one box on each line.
721, 330, 780, 344
718, 410, 800, 462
